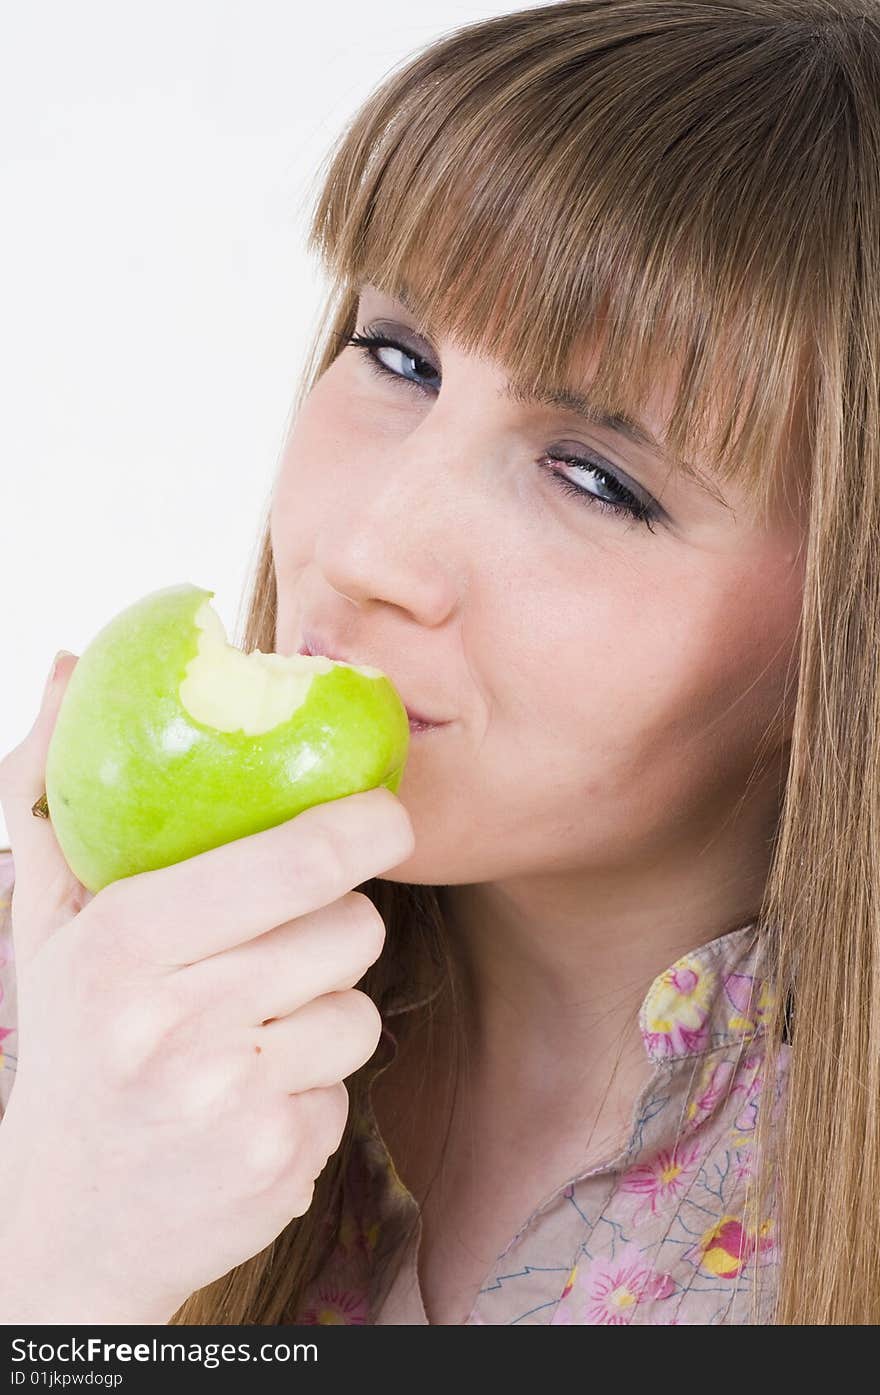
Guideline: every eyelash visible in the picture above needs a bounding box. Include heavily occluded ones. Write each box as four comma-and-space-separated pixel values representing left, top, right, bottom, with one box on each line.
344, 330, 658, 533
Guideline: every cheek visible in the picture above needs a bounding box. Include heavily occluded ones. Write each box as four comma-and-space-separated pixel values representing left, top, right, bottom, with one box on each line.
270, 374, 354, 566
591, 558, 801, 788
500, 552, 800, 792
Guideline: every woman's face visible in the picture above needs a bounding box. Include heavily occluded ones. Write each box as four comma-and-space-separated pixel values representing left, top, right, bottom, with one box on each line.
270, 282, 806, 888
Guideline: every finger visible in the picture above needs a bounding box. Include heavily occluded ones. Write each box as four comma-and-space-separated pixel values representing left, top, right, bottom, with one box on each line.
255, 989, 383, 1093
0, 651, 90, 960
172, 892, 386, 1025
253, 1084, 349, 1196
290, 1082, 349, 1174
89, 785, 415, 966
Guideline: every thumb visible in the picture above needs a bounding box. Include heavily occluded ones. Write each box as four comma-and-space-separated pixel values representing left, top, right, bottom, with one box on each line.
0, 650, 91, 962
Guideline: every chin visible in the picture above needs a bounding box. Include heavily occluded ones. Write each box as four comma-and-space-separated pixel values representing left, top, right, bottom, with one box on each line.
371, 849, 474, 888
373, 853, 430, 885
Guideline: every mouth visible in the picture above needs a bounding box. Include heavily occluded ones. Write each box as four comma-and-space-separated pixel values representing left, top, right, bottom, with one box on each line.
296, 637, 448, 731
406, 716, 441, 734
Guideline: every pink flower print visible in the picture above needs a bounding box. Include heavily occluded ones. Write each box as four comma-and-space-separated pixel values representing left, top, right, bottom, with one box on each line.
301, 1286, 368, 1325
0, 1024, 12, 1070
565, 1245, 675, 1325
620, 1139, 702, 1222
693, 1216, 775, 1279
641, 954, 716, 1058
685, 1057, 736, 1131
723, 973, 774, 1039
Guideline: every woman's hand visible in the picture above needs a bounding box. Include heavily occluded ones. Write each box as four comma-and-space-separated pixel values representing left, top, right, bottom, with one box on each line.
0, 652, 414, 1324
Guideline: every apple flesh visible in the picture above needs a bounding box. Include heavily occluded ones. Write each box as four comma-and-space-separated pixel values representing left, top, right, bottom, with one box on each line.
44, 583, 410, 893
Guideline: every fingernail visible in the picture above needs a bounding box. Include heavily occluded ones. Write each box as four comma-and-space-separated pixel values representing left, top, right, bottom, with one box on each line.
44, 649, 74, 697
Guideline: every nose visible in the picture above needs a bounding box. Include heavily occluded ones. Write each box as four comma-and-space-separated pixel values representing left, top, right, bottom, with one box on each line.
313, 419, 466, 620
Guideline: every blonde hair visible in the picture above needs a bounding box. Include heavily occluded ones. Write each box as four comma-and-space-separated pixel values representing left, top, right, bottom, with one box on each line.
170, 0, 880, 1324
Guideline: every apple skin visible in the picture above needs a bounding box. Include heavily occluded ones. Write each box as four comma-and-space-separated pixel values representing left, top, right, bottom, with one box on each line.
44, 583, 410, 893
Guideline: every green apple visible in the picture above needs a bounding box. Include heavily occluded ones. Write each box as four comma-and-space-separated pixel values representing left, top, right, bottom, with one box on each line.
44, 583, 410, 893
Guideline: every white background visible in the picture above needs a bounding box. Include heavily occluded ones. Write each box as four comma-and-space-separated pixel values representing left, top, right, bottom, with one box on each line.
0, 0, 528, 846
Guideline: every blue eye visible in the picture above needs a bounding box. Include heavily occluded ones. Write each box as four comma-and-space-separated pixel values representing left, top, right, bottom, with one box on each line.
538, 450, 658, 533
347, 331, 440, 392
344, 330, 658, 533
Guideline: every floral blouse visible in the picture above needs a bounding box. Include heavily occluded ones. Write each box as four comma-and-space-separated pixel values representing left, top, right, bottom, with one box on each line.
0, 849, 789, 1325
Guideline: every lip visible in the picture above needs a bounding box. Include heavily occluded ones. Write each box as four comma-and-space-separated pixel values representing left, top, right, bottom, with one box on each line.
297, 633, 449, 728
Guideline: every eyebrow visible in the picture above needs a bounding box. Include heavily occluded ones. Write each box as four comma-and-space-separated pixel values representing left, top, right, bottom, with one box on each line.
390, 281, 664, 452
370, 281, 729, 506
509, 383, 669, 456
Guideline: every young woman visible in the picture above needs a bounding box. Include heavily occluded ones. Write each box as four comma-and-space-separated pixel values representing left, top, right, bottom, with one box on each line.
2, 0, 878, 1325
